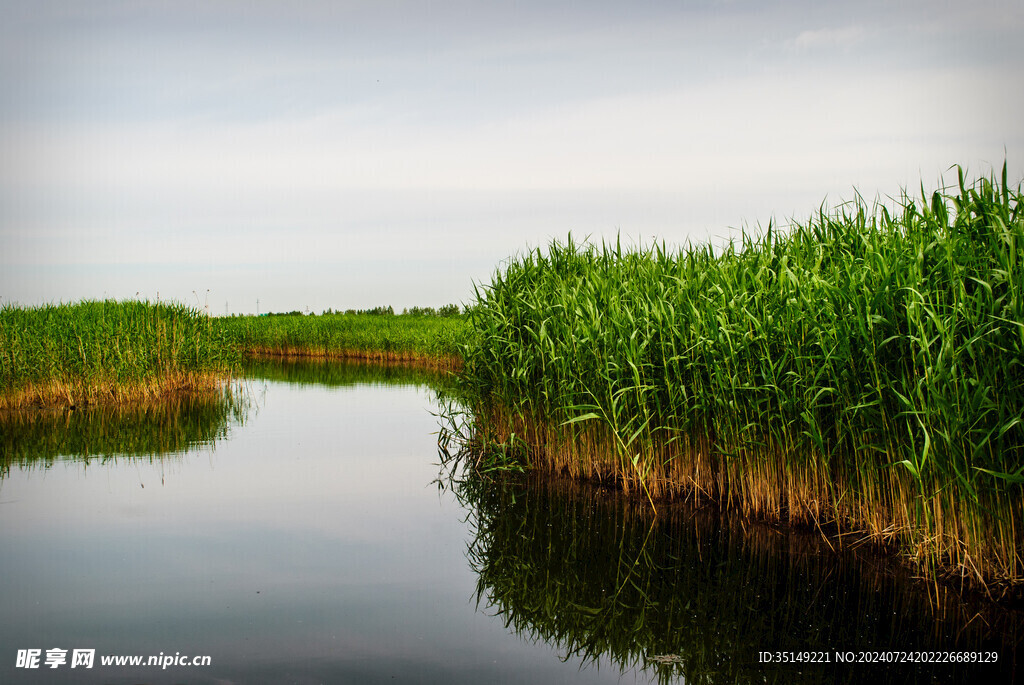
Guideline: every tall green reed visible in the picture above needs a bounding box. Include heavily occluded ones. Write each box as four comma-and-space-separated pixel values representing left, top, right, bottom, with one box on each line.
217, 312, 469, 363
458, 165, 1024, 589
0, 299, 236, 408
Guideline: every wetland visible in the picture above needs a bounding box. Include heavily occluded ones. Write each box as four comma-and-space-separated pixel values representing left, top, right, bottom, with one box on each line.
1, 360, 1020, 684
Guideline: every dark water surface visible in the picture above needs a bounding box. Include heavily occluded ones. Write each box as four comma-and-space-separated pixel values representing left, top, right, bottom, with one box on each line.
1, 360, 1021, 684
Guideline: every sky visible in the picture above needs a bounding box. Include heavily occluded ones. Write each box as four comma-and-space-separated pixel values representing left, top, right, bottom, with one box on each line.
2, 0, 1022, 315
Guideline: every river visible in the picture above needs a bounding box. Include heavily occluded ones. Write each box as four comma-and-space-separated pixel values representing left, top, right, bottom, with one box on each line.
0, 360, 1020, 684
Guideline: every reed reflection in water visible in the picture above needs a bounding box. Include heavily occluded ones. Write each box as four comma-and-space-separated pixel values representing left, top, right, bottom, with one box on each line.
455, 471, 1024, 684
242, 356, 458, 392
0, 385, 249, 477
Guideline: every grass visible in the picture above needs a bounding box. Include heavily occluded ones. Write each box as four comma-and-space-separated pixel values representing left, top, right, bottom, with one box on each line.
0, 302, 469, 410
0, 299, 237, 410
454, 164, 1024, 592
217, 311, 470, 367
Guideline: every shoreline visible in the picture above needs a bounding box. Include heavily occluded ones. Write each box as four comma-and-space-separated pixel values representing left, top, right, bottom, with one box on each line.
0, 370, 232, 412
239, 347, 463, 370
449, 401, 1024, 603
0, 350, 460, 411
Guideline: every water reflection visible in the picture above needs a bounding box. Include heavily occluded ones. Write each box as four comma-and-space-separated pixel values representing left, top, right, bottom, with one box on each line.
243, 356, 458, 391
0, 388, 248, 476
457, 472, 1024, 684
0, 359, 454, 476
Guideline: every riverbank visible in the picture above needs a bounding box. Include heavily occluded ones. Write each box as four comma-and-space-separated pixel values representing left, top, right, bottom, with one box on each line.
0, 300, 236, 411
220, 311, 468, 368
452, 166, 1024, 594
0, 302, 467, 410
216, 311, 468, 370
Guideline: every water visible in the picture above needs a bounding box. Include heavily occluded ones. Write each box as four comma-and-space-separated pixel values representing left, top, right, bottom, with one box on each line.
1, 360, 1021, 684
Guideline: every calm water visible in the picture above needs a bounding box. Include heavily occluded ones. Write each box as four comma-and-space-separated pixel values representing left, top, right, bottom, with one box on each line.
1, 360, 1021, 684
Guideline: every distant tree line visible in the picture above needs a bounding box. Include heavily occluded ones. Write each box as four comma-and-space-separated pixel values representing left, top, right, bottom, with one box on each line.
325, 306, 395, 316
400, 304, 461, 317
313, 304, 465, 317
241, 304, 467, 317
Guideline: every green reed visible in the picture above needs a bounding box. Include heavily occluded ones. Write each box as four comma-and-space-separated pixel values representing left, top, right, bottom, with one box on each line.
458, 164, 1024, 589
217, 312, 470, 365
0, 299, 236, 408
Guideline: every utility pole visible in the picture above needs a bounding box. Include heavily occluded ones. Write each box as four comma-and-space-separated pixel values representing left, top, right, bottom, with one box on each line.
256, 298, 260, 316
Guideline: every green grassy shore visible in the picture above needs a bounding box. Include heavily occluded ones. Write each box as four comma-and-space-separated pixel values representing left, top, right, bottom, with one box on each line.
217, 310, 468, 368
0, 302, 468, 410
454, 166, 1024, 592
0, 300, 236, 410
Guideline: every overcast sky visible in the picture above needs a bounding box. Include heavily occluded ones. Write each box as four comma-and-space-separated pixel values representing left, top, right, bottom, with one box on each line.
2, 0, 1022, 314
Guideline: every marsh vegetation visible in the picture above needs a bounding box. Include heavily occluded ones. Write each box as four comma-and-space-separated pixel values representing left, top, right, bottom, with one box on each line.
3, 164, 1021, 601
0, 302, 467, 410
453, 166, 1024, 592
218, 310, 468, 367
0, 300, 236, 410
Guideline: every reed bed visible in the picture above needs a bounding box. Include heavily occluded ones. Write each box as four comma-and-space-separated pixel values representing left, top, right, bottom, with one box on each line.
0, 300, 236, 410
218, 312, 469, 368
458, 165, 1024, 592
